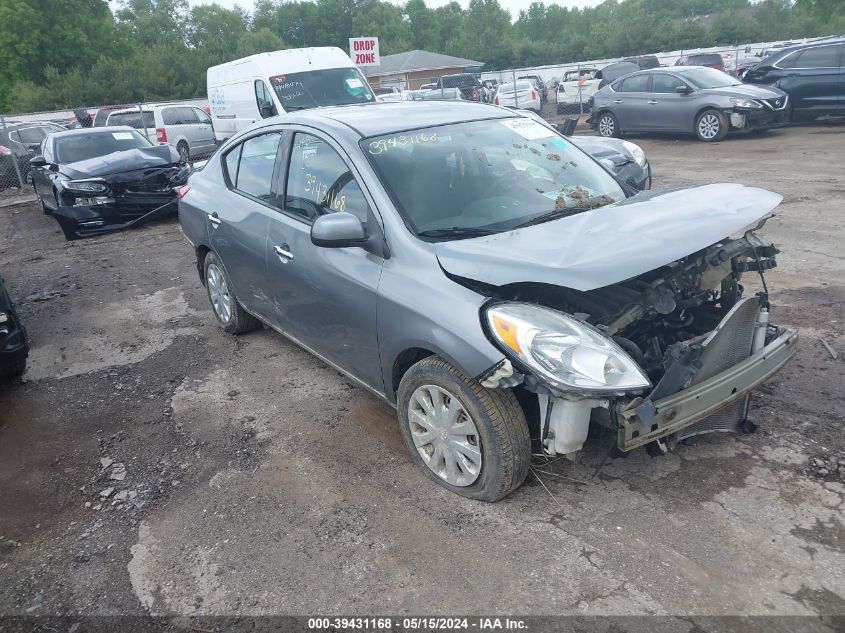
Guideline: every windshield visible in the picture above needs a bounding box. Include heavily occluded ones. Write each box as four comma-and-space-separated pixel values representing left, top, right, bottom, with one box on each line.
55, 130, 152, 163
676, 67, 740, 89
363, 118, 626, 239
269, 67, 375, 111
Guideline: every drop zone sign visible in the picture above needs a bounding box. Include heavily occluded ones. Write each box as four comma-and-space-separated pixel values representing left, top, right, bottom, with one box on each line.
350, 37, 380, 66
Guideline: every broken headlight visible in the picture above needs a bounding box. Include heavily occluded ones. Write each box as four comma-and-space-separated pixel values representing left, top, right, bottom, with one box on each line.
621, 141, 646, 168
485, 303, 651, 394
730, 98, 762, 110
65, 179, 108, 194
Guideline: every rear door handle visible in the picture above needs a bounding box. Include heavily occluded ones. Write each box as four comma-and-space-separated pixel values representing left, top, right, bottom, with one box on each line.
274, 244, 294, 261
612, 99, 622, 104
647, 100, 658, 105
207, 212, 221, 227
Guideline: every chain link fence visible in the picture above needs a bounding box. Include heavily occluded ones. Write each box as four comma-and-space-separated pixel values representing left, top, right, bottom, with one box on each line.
0, 98, 212, 194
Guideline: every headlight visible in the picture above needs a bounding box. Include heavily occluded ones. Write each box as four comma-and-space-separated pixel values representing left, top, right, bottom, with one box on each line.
729, 98, 762, 110
485, 303, 651, 394
621, 140, 647, 168
65, 179, 108, 193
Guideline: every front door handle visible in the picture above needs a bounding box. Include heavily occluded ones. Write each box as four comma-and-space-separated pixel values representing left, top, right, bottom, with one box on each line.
647, 100, 658, 105
274, 244, 294, 261
207, 212, 221, 227
612, 99, 622, 104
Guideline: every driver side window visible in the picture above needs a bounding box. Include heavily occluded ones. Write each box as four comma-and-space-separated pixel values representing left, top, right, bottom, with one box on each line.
284, 133, 370, 224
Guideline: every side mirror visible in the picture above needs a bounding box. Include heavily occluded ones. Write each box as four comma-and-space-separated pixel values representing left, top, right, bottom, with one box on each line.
29, 155, 48, 168
675, 85, 691, 94
311, 213, 367, 248
259, 104, 276, 119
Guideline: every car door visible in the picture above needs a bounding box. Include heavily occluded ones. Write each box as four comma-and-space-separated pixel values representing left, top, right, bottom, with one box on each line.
647, 73, 693, 131
209, 130, 285, 321
191, 108, 216, 153
773, 43, 844, 116
265, 129, 384, 390
31, 138, 54, 204
611, 74, 653, 131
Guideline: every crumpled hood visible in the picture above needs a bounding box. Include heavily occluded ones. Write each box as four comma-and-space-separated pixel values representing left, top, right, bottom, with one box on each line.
568, 136, 631, 165
435, 183, 782, 292
60, 145, 180, 180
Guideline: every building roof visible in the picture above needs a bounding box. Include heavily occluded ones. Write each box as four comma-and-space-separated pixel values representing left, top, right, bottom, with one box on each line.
364, 50, 483, 77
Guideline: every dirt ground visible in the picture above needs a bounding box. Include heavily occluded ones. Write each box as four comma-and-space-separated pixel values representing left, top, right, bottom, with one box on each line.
1, 120, 843, 624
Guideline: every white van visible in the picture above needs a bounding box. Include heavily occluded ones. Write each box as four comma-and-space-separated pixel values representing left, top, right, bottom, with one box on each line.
207, 47, 376, 141
102, 104, 216, 160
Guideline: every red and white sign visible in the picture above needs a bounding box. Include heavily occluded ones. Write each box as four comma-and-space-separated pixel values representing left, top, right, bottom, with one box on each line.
349, 37, 380, 67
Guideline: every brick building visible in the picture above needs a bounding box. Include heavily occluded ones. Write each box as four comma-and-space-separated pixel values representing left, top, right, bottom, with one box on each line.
363, 50, 483, 90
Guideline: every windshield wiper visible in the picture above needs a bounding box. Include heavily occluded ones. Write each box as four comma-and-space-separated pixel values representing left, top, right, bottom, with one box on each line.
510, 207, 593, 229
416, 227, 498, 240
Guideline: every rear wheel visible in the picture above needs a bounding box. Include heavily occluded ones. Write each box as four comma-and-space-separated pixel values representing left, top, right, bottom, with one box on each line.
397, 356, 531, 502
597, 111, 620, 138
695, 109, 728, 142
203, 251, 259, 334
177, 141, 190, 163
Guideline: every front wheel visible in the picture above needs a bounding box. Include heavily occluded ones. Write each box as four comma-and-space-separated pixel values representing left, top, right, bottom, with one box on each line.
397, 356, 530, 502
695, 109, 728, 142
596, 111, 620, 138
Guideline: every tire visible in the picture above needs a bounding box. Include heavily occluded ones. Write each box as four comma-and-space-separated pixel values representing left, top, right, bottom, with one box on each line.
202, 251, 259, 334
695, 109, 728, 142
397, 356, 531, 502
596, 111, 620, 138
0, 359, 26, 380
177, 141, 190, 164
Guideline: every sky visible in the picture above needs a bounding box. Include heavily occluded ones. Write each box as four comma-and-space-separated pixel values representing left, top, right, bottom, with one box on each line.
185, 0, 606, 19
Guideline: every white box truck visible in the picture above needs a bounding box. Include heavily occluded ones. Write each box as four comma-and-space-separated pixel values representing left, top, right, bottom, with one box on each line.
207, 47, 376, 142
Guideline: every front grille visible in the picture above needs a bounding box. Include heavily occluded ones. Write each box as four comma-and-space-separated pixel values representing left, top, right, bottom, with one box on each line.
763, 96, 788, 110
677, 297, 760, 440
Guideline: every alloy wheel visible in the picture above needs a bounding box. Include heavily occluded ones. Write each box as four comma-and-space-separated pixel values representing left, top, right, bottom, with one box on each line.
407, 385, 482, 487
598, 115, 615, 137
206, 263, 232, 324
698, 114, 721, 140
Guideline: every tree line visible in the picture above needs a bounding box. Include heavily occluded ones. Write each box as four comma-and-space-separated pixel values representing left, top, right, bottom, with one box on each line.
1, 0, 842, 113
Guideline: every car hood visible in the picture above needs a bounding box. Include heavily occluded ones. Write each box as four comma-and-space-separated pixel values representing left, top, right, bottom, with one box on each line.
703, 83, 785, 100
60, 145, 181, 180
434, 183, 782, 292
568, 136, 631, 165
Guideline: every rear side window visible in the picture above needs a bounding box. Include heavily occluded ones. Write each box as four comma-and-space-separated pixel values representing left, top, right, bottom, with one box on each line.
224, 132, 281, 203
178, 107, 198, 124
788, 44, 842, 68
108, 111, 155, 129
162, 108, 180, 125
12, 127, 49, 144
285, 133, 370, 223
619, 75, 650, 92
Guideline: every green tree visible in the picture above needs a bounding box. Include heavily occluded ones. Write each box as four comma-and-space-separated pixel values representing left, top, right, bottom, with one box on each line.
406, 0, 440, 51
236, 28, 287, 57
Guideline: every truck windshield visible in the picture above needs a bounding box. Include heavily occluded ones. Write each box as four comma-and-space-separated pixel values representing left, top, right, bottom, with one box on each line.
269, 67, 375, 111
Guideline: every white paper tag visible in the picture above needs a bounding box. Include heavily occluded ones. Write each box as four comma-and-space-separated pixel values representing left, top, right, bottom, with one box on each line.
345, 78, 364, 89
112, 132, 134, 140
500, 118, 555, 140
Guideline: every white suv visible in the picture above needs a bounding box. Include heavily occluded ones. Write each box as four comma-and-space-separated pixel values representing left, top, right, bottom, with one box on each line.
101, 104, 216, 161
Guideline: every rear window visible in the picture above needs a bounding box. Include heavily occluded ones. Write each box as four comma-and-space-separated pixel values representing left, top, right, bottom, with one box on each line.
691, 54, 723, 64
108, 111, 155, 130
54, 130, 152, 163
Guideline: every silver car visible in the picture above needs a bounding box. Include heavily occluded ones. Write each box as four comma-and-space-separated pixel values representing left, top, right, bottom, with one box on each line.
591, 66, 790, 142
179, 102, 797, 502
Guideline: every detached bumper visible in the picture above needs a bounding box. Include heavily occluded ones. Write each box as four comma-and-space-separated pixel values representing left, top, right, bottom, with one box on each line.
729, 106, 790, 132
617, 327, 798, 451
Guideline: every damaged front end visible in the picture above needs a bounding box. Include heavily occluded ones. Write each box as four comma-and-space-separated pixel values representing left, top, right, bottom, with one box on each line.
54, 164, 188, 240
476, 217, 798, 457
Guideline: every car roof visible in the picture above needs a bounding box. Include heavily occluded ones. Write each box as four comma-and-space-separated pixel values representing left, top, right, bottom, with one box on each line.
770, 37, 845, 57
49, 126, 138, 139
268, 101, 513, 138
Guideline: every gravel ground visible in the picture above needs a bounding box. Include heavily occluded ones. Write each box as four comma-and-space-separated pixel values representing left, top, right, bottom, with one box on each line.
0, 120, 843, 624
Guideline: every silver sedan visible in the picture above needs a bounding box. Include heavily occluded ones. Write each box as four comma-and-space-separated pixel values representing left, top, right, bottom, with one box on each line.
591, 66, 790, 141
179, 101, 796, 501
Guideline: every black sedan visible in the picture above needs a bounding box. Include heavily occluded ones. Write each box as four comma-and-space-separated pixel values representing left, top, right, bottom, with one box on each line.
30, 127, 189, 240
0, 273, 28, 380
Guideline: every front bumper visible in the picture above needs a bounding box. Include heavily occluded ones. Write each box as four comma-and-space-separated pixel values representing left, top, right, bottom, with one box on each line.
53, 194, 178, 240
729, 106, 790, 132
617, 326, 798, 451
0, 312, 29, 374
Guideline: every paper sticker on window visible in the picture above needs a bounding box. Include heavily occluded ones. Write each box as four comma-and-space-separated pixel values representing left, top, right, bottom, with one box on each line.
345, 78, 364, 89
112, 132, 134, 140
500, 118, 555, 141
